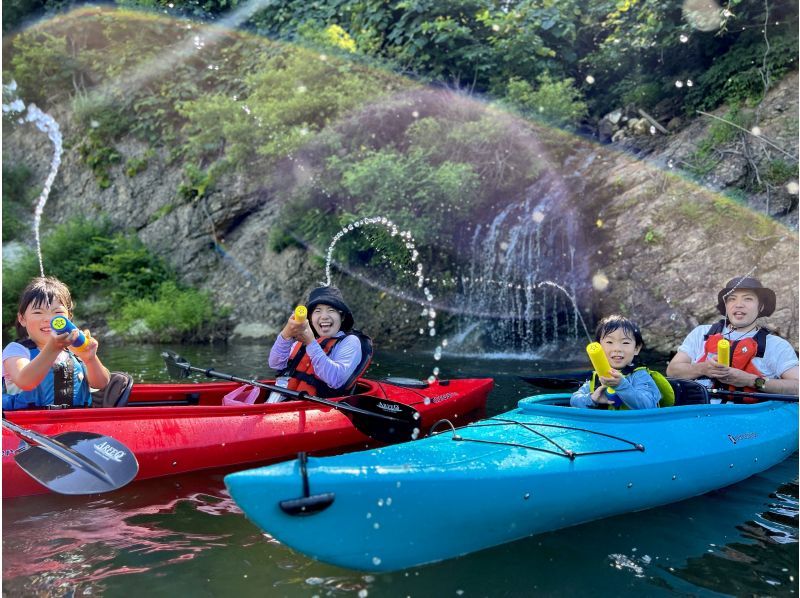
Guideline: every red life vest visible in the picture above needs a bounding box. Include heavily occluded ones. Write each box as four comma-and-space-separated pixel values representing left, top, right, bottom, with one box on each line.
284, 333, 371, 398
698, 320, 768, 401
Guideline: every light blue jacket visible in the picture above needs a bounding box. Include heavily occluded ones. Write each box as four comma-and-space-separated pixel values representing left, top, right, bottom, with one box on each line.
2, 343, 91, 410
570, 368, 660, 410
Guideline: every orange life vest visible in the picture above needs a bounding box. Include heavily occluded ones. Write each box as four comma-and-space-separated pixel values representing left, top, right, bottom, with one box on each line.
284, 333, 371, 398
698, 320, 768, 401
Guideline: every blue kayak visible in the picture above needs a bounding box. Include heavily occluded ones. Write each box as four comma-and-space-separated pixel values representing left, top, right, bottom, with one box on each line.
225, 393, 798, 572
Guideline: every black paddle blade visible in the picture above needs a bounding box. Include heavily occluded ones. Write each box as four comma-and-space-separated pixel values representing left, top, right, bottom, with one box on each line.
15, 431, 139, 495
162, 350, 191, 379
520, 373, 588, 390
340, 395, 421, 443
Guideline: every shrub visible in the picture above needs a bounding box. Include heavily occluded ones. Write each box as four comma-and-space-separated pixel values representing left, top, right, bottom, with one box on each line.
2, 164, 36, 242
505, 74, 588, 128
110, 281, 225, 342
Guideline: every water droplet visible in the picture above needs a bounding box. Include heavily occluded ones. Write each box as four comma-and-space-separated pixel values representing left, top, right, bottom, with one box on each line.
377, 498, 384, 506
427, 375, 436, 383
751, 126, 762, 136
411, 110, 419, 118
531, 210, 545, 223
675, 80, 684, 88
679, 34, 689, 42
786, 181, 799, 195
585, 75, 595, 84
592, 273, 610, 291
433, 367, 440, 375
686, 79, 693, 87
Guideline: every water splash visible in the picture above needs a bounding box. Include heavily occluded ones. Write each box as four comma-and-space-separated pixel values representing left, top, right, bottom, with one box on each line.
3, 81, 63, 277
323, 216, 438, 375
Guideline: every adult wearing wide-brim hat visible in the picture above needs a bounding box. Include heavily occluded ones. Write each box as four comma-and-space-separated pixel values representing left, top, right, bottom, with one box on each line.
666, 275, 798, 397
267, 286, 367, 400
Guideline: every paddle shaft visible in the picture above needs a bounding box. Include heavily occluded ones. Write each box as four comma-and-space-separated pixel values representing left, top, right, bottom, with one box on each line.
2, 419, 115, 485
185, 364, 410, 424
708, 388, 798, 402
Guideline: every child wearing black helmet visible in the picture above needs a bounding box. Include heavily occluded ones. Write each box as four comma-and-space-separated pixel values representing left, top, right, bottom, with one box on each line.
268, 286, 369, 399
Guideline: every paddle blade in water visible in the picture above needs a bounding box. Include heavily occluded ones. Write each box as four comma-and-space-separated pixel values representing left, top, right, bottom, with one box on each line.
162, 350, 191, 379
340, 395, 421, 443
15, 431, 139, 495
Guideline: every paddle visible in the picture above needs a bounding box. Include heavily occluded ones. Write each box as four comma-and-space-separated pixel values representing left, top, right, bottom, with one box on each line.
520, 372, 590, 390
161, 351, 420, 443
707, 388, 799, 403
2, 419, 139, 495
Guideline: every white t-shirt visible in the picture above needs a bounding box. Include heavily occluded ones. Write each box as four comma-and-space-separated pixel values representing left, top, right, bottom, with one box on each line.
677, 324, 798, 380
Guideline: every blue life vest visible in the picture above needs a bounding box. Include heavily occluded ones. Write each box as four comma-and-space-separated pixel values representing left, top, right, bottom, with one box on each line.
2, 340, 91, 410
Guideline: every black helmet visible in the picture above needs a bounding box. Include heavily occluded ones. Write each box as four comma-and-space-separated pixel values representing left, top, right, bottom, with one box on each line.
717, 276, 776, 317
306, 286, 354, 333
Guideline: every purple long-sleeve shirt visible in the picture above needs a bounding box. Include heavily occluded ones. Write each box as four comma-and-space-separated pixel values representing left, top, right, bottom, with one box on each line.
268, 332, 362, 390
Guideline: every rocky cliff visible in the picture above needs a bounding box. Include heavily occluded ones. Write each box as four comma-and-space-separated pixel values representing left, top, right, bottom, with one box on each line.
3, 10, 797, 355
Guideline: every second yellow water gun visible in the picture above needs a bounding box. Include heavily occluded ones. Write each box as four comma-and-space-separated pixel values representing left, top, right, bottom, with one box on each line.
716, 338, 730, 367
586, 342, 616, 395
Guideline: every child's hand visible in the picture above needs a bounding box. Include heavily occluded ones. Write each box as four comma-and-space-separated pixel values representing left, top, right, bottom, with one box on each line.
77, 329, 100, 360
280, 313, 306, 341
590, 385, 615, 405
45, 328, 77, 353
598, 369, 623, 388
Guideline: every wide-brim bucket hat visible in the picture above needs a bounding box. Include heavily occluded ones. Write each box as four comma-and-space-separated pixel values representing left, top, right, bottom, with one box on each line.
306, 286, 355, 333
717, 276, 776, 317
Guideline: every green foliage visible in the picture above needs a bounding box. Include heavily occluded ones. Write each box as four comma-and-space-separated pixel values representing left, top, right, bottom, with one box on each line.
72, 92, 134, 187
125, 150, 153, 177
2, 217, 223, 344
109, 281, 224, 342
763, 159, 797, 186
644, 229, 662, 244
685, 23, 799, 112
339, 148, 480, 242
2, 164, 36, 242
8, 30, 82, 107
297, 22, 358, 53
177, 163, 217, 201
687, 107, 753, 176
505, 74, 588, 127
80, 234, 173, 304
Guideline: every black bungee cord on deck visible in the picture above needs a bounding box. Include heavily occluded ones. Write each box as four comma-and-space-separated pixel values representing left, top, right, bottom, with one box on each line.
428, 417, 645, 461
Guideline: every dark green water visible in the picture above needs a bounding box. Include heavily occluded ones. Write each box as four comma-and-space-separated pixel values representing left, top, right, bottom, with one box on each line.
3, 344, 797, 597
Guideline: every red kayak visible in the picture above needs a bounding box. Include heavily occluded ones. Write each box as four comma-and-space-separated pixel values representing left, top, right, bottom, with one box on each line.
2, 376, 492, 498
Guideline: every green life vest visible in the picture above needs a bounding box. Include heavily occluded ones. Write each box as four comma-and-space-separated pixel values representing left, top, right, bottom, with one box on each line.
589, 367, 675, 410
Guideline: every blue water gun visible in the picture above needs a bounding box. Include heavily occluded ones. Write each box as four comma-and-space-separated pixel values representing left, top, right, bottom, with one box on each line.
50, 316, 90, 351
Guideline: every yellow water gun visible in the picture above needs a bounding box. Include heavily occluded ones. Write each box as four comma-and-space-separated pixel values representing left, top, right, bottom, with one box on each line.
716, 338, 730, 367
294, 305, 308, 322
587, 342, 615, 395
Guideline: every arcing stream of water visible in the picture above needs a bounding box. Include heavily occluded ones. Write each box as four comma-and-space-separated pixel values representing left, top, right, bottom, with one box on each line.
3, 80, 63, 277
